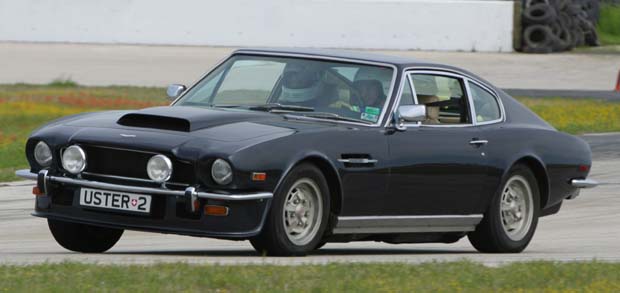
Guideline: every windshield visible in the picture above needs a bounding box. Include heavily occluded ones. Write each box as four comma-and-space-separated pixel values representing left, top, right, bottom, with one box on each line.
175, 55, 395, 124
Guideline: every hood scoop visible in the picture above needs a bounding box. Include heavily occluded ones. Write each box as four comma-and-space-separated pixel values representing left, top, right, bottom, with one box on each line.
117, 113, 190, 132
116, 106, 275, 132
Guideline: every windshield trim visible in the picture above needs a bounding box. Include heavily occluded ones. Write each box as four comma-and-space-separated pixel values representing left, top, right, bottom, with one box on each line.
170, 51, 398, 128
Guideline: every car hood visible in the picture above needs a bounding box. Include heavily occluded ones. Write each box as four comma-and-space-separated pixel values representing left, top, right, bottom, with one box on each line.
57, 106, 317, 145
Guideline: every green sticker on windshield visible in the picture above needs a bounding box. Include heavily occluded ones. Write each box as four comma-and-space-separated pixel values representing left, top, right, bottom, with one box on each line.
365, 106, 380, 115
361, 112, 378, 122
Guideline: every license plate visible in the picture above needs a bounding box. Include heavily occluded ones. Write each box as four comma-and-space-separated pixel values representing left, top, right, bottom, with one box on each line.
79, 188, 151, 214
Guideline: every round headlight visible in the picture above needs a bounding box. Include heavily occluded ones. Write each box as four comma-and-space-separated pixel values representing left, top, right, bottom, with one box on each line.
61, 145, 86, 174
34, 141, 52, 167
147, 155, 173, 183
211, 159, 233, 185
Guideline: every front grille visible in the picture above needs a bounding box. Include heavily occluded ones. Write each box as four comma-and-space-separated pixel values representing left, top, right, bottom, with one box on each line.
81, 145, 197, 185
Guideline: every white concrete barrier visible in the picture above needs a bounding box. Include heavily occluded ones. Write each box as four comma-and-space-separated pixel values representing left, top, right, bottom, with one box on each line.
0, 0, 515, 52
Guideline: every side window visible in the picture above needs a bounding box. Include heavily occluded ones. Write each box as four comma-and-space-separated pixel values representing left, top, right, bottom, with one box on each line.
411, 74, 470, 125
398, 77, 415, 106
469, 82, 501, 123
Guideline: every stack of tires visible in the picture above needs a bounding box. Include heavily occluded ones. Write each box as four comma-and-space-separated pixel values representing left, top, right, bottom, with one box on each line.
521, 0, 600, 53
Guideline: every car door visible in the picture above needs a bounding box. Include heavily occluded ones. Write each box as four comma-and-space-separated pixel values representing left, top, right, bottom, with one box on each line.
386, 71, 489, 215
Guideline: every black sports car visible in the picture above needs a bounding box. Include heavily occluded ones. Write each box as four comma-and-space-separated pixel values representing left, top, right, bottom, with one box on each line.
16, 48, 597, 256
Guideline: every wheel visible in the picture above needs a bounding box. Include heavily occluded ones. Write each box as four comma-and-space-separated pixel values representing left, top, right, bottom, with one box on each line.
468, 164, 540, 253
48, 219, 123, 253
250, 163, 330, 256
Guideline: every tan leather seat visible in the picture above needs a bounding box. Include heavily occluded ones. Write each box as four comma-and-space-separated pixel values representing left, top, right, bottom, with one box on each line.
417, 95, 440, 124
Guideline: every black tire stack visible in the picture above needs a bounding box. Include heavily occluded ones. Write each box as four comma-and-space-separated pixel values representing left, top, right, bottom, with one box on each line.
521, 0, 600, 53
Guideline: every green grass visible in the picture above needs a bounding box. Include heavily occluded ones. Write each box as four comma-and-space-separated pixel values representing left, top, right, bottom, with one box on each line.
0, 84, 167, 182
598, 4, 620, 45
0, 261, 619, 292
0, 83, 619, 182
516, 97, 620, 134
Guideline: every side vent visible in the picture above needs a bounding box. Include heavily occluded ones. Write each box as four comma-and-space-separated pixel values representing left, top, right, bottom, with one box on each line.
117, 114, 190, 132
338, 154, 378, 168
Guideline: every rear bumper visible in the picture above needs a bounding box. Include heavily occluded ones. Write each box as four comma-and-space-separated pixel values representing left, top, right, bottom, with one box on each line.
569, 178, 598, 189
16, 169, 273, 238
566, 178, 598, 200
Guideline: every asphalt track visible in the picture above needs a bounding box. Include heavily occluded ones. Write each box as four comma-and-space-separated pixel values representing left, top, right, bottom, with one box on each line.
0, 134, 619, 265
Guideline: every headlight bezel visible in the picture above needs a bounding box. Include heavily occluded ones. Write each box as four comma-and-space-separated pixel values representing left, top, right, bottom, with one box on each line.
211, 158, 233, 185
61, 145, 87, 174
34, 141, 53, 167
147, 154, 173, 183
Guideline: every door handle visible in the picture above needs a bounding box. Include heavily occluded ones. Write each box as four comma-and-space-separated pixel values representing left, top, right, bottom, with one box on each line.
469, 139, 488, 146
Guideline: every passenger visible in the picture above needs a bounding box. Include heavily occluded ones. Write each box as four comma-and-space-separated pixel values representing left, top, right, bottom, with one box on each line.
352, 80, 386, 122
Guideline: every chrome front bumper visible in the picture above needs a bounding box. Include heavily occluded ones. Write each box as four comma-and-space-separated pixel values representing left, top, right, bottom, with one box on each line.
15, 169, 273, 201
570, 178, 599, 189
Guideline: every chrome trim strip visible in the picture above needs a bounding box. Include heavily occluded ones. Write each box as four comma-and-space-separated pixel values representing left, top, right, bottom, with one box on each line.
172, 50, 399, 128
337, 158, 378, 164
469, 140, 489, 146
570, 178, 598, 189
15, 170, 272, 201
333, 214, 483, 234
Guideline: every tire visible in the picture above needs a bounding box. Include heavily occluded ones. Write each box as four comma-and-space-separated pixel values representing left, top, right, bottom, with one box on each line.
48, 219, 123, 253
524, 0, 550, 8
523, 25, 554, 53
468, 164, 540, 253
250, 163, 330, 256
523, 3, 557, 25
550, 21, 574, 51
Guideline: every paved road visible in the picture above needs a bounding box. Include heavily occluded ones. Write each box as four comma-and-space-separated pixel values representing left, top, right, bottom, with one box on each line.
1, 42, 619, 91
1, 135, 618, 265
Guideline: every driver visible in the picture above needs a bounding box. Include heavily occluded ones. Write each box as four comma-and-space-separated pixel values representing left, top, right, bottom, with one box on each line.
279, 62, 326, 106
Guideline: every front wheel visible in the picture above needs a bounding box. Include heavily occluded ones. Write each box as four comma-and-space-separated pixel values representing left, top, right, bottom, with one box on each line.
48, 219, 124, 253
468, 164, 540, 253
250, 163, 330, 256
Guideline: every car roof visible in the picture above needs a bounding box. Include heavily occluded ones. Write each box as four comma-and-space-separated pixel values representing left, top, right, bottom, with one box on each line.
234, 47, 429, 67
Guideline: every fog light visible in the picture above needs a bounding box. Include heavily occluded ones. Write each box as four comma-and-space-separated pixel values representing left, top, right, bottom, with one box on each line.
61, 145, 86, 174
147, 154, 173, 183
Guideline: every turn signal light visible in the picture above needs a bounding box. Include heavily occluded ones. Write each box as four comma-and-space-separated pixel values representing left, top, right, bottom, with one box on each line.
32, 186, 44, 196
252, 172, 267, 181
204, 205, 229, 216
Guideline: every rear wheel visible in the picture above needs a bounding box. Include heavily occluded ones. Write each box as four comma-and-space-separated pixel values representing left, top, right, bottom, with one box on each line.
48, 219, 123, 253
250, 163, 330, 256
468, 164, 540, 253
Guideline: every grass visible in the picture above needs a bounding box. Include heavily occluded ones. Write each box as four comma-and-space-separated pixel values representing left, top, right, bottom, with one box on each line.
0, 84, 167, 182
516, 97, 620, 134
0, 83, 619, 182
598, 4, 620, 45
0, 261, 619, 292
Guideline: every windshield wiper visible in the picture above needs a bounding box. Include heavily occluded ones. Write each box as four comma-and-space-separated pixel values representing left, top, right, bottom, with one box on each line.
249, 103, 315, 112
287, 112, 373, 124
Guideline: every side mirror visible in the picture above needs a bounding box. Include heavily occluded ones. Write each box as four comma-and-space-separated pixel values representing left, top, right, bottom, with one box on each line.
394, 105, 426, 131
166, 84, 187, 100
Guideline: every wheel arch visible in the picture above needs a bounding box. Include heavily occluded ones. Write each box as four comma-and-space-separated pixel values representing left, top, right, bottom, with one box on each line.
275, 152, 344, 216
511, 156, 550, 209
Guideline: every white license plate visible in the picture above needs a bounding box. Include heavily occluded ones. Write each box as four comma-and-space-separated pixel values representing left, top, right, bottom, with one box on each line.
79, 188, 152, 214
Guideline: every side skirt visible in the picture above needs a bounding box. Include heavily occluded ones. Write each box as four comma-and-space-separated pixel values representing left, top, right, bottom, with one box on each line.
332, 215, 483, 234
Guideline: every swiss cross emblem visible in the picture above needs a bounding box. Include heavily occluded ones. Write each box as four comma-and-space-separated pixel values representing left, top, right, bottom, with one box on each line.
131, 199, 138, 206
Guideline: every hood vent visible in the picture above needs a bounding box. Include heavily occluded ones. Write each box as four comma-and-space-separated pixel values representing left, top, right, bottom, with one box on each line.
117, 114, 190, 132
